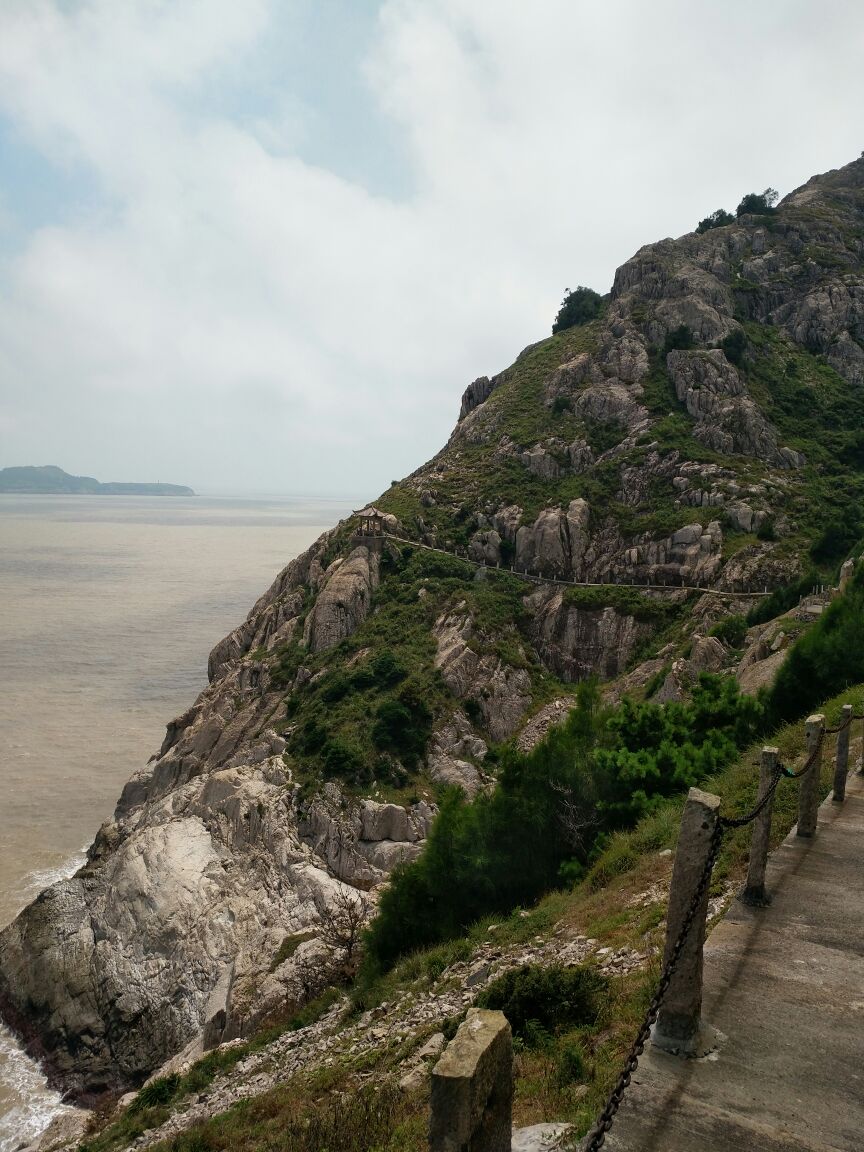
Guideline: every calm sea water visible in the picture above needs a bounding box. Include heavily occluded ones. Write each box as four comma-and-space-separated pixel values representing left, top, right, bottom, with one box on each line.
0, 493, 352, 1149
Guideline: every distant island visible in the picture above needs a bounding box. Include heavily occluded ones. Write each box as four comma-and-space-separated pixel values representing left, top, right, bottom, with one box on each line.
0, 465, 195, 497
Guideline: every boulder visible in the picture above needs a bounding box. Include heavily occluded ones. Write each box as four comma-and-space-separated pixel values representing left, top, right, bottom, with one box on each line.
433, 611, 532, 741
303, 546, 379, 654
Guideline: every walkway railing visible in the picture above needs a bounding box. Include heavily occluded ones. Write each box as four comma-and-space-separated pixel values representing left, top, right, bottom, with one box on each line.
355, 527, 771, 600
583, 704, 863, 1150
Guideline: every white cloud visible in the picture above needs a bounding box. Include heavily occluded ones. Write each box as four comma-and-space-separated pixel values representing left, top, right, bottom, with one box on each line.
1, 0, 863, 495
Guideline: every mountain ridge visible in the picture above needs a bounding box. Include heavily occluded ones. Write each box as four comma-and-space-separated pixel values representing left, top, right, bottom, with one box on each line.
0, 465, 195, 496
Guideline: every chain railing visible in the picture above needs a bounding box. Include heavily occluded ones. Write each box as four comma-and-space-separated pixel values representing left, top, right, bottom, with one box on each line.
582, 708, 857, 1151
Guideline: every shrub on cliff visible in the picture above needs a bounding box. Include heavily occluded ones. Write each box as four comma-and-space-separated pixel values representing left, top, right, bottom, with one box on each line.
696, 207, 734, 234
766, 563, 864, 724
476, 963, 607, 1043
362, 675, 762, 973
552, 286, 603, 334
747, 569, 821, 626
721, 328, 748, 366
662, 324, 694, 354
736, 187, 779, 216
708, 614, 748, 649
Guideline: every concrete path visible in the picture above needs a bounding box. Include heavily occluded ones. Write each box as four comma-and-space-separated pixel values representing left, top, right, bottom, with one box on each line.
602, 770, 864, 1152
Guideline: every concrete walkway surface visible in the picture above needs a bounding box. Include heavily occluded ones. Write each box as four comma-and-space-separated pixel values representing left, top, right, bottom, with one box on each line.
601, 771, 864, 1151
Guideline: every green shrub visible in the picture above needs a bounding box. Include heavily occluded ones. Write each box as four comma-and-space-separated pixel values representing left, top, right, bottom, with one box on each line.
476, 964, 607, 1042
766, 563, 864, 724
370, 648, 405, 684
362, 676, 761, 972
810, 514, 863, 564
552, 286, 603, 334
663, 324, 695, 354
584, 416, 626, 455
322, 737, 369, 783
747, 569, 820, 626
592, 675, 763, 826
696, 208, 734, 234
736, 187, 778, 216
371, 682, 433, 766
321, 671, 352, 703
129, 1074, 180, 1113
556, 1035, 588, 1085
721, 328, 748, 366
708, 614, 748, 649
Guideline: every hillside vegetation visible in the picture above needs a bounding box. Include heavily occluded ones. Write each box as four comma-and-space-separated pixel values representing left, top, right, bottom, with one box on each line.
78, 673, 864, 1152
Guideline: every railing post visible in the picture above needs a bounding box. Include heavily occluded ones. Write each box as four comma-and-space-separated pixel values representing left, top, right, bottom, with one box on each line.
741, 747, 778, 906
430, 1008, 512, 1152
654, 787, 721, 1057
833, 704, 852, 803
797, 714, 824, 838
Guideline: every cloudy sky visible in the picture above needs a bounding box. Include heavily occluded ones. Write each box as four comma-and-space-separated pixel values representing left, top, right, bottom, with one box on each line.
0, 1, 862, 499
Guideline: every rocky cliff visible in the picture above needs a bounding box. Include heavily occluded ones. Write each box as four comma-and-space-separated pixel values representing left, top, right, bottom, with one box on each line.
3, 155, 864, 1101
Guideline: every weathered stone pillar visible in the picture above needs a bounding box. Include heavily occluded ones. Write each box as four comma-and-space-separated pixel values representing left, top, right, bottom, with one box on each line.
833, 704, 852, 803
654, 787, 721, 1057
741, 747, 778, 906
797, 714, 824, 838
839, 557, 855, 592
430, 1008, 512, 1152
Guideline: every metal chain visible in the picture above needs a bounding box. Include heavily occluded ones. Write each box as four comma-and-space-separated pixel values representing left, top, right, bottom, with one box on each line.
779, 728, 824, 780
824, 718, 848, 734
584, 718, 834, 1148
583, 820, 724, 1152
719, 766, 784, 830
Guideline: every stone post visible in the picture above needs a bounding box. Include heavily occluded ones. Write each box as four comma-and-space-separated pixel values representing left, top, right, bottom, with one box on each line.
654, 787, 721, 1057
430, 1008, 512, 1152
839, 557, 855, 593
741, 747, 779, 906
833, 704, 852, 803
797, 714, 824, 838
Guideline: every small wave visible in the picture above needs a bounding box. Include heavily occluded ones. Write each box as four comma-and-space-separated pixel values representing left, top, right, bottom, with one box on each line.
12, 850, 88, 911
0, 1025, 73, 1152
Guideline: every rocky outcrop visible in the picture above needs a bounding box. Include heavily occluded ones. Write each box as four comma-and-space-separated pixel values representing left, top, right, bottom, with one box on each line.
620, 520, 725, 585
525, 588, 653, 681
206, 537, 333, 680
459, 375, 498, 421
0, 737, 434, 1098
297, 786, 435, 887
666, 349, 804, 469
515, 499, 591, 578
433, 609, 532, 742
426, 712, 488, 796
303, 546, 379, 654
519, 438, 594, 480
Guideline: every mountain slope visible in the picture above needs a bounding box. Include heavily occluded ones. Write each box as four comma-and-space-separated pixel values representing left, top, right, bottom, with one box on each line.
2, 155, 863, 1100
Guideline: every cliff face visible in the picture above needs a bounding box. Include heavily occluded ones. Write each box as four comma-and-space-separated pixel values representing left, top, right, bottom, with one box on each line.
3, 156, 864, 1098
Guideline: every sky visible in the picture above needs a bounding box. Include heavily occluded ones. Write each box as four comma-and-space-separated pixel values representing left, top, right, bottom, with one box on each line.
0, 1, 862, 499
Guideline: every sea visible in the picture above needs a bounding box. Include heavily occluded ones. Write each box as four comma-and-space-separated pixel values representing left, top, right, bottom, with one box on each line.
0, 492, 354, 1149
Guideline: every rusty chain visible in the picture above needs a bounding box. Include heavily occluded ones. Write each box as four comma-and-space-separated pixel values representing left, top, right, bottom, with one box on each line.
583, 819, 723, 1151
583, 719, 838, 1149
719, 766, 784, 830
